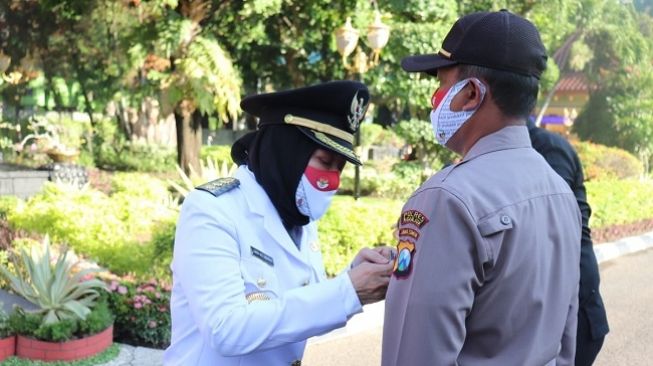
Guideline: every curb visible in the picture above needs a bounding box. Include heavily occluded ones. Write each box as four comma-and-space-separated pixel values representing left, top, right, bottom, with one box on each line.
594, 230, 653, 264
308, 230, 653, 346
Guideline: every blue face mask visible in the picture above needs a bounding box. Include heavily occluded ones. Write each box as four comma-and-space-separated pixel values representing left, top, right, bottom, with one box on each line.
429, 78, 486, 146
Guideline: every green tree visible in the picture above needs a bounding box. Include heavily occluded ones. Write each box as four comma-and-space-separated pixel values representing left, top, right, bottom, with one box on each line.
0, 0, 130, 124
118, 0, 241, 174
573, 2, 653, 172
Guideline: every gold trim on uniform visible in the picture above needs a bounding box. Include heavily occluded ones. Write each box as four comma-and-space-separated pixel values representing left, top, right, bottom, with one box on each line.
284, 114, 354, 144
313, 132, 358, 160
245, 292, 271, 303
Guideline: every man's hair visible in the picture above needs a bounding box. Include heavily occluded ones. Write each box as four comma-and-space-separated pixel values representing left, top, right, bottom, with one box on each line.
457, 64, 540, 118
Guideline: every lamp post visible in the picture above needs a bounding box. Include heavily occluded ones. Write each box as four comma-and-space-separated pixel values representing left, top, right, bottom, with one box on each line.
334, 10, 390, 200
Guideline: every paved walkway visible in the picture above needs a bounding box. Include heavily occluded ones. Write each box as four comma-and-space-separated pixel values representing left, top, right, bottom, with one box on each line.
98, 345, 163, 366
100, 230, 653, 366
593, 247, 653, 366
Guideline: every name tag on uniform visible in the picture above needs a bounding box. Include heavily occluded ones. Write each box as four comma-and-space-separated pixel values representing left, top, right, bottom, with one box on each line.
251, 246, 274, 267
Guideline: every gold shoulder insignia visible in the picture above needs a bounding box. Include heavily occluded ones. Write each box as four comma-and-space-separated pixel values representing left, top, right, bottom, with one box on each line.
196, 177, 240, 197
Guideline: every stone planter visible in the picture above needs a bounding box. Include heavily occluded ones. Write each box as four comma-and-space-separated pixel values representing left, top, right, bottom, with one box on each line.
0, 335, 16, 361
16, 325, 113, 362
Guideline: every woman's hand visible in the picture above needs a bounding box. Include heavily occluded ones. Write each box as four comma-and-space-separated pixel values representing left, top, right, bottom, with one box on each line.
350, 246, 396, 268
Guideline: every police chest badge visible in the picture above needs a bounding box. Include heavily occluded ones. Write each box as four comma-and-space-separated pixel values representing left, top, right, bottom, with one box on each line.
393, 240, 416, 278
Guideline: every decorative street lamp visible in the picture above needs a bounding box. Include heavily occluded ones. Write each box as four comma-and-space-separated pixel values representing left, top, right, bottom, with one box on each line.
334, 9, 390, 199
335, 11, 390, 74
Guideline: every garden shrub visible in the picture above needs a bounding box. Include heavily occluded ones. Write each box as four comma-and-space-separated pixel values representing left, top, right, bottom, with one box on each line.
96, 142, 177, 173
0, 196, 20, 250
392, 119, 456, 169
318, 196, 403, 276
339, 160, 426, 200
107, 278, 171, 349
6, 176, 178, 276
201, 145, 233, 165
0, 195, 19, 218
339, 164, 385, 197
0, 306, 11, 338
78, 298, 114, 336
359, 123, 404, 149
572, 140, 643, 180
8, 298, 113, 342
586, 178, 653, 229
149, 215, 177, 279
93, 119, 176, 172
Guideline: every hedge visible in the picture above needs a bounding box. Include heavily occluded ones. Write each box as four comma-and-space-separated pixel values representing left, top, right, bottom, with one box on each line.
4, 174, 178, 276
2, 175, 652, 278
586, 178, 653, 229
572, 140, 644, 181
318, 196, 403, 276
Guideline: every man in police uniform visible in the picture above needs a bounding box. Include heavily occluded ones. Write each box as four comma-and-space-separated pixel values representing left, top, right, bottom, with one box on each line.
382, 10, 582, 365
165, 81, 393, 365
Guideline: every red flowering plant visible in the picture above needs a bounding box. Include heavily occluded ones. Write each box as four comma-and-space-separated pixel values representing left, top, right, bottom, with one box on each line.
106, 276, 171, 349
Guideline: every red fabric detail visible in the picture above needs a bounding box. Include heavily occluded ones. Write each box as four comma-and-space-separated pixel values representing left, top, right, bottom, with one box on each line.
431, 87, 449, 110
305, 166, 340, 191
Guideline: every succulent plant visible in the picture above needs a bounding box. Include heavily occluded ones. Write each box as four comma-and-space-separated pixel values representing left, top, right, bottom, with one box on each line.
0, 236, 107, 325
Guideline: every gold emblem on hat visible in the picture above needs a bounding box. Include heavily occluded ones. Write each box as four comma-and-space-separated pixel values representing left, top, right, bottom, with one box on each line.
347, 91, 368, 131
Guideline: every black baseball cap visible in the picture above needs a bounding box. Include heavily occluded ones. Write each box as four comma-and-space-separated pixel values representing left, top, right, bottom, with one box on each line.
240, 80, 369, 166
401, 10, 547, 79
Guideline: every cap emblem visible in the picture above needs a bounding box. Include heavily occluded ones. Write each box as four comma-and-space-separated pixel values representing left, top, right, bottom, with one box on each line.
347, 91, 368, 131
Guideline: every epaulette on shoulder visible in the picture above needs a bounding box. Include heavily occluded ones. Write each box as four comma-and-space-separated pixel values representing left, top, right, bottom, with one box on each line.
195, 177, 240, 197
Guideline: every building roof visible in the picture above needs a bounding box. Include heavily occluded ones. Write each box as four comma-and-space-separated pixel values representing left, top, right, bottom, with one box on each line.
556, 72, 590, 92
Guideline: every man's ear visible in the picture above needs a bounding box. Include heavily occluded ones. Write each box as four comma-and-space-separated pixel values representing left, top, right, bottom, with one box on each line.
461, 79, 485, 111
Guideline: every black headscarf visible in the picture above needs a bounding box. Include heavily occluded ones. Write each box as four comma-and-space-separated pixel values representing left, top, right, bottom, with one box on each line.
231, 125, 318, 227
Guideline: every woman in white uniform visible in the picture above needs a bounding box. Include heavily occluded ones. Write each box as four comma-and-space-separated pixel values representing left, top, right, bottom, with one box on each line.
164, 81, 394, 365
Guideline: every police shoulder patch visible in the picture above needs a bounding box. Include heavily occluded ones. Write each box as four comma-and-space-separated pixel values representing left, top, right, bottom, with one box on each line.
195, 177, 240, 197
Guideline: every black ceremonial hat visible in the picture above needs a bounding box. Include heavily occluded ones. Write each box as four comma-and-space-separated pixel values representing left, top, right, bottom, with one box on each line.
240, 80, 370, 166
401, 10, 547, 79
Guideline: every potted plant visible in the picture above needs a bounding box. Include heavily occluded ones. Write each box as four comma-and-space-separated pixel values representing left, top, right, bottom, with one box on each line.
0, 237, 112, 362
0, 304, 15, 361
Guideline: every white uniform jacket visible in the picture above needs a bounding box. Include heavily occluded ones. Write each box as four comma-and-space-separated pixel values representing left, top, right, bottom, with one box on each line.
164, 165, 362, 365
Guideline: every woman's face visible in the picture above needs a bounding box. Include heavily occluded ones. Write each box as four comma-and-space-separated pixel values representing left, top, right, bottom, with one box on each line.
307, 148, 346, 172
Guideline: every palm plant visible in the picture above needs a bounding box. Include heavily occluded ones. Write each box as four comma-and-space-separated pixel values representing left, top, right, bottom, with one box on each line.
0, 236, 107, 325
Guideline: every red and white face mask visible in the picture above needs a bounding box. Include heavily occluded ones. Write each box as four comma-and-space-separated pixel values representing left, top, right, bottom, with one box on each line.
295, 166, 340, 221
430, 78, 486, 146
